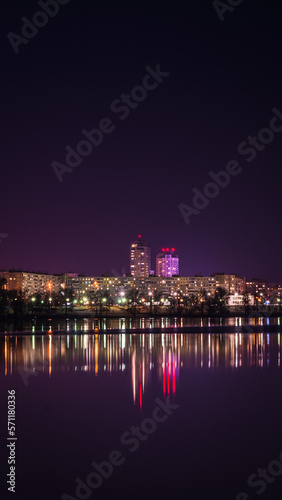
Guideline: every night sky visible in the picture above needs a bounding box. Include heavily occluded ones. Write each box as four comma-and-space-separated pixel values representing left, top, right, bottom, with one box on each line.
1, 0, 282, 281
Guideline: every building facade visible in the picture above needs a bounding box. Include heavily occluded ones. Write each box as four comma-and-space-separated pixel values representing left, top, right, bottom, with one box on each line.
1, 270, 250, 303
226, 294, 254, 306
4, 271, 62, 298
212, 273, 246, 295
156, 248, 179, 277
130, 235, 151, 277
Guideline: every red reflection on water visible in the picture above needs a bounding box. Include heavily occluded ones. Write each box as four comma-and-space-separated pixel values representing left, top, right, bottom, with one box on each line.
167, 361, 170, 395
139, 382, 142, 410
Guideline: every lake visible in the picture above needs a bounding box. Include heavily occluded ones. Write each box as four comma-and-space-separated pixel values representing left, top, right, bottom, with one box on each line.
0, 314, 281, 334
1, 328, 282, 499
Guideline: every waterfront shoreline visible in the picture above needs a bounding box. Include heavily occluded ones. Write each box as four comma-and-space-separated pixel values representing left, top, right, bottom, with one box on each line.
1, 305, 282, 321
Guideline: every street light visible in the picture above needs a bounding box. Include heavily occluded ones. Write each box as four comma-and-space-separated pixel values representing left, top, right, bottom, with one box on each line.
149, 292, 153, 314
47, 283, 52, 307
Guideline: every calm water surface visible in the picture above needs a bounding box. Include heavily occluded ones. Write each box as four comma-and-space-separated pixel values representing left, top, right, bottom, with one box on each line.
0, 315, 281, 333
1, 331, 282, 499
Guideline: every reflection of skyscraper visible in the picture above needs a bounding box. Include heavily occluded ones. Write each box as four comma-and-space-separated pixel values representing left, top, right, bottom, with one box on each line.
156, 248, 179, 277
130, 235, 151, 277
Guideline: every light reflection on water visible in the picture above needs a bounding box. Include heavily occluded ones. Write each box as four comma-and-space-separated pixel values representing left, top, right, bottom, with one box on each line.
2, 331, 282, 500
1, 332, 282, 408
0, 315, 281, 334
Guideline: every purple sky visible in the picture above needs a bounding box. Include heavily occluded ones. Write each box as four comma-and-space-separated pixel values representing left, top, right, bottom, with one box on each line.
1, 0, 282, 281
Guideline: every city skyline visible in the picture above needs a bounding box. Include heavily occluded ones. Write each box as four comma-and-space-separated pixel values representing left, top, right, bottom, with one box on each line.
1, 230, 281, 282
1, 233, 280, 284
2, 3, 282, 500
1, 3, 282, 284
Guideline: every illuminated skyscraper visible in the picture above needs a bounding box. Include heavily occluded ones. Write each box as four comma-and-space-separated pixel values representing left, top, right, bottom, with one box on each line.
156, 248, 179, 277
130, 235, 151, 277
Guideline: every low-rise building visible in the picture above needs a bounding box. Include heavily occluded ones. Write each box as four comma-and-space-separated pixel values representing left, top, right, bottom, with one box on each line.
226, 294, 254, 306
1, 271, 249, 303
212, 273, 246, 294
4, 271, 62, 298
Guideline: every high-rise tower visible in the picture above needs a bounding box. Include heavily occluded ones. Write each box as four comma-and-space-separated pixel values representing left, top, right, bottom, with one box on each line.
130, 235, 151, 277
156, 248, 179, 277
